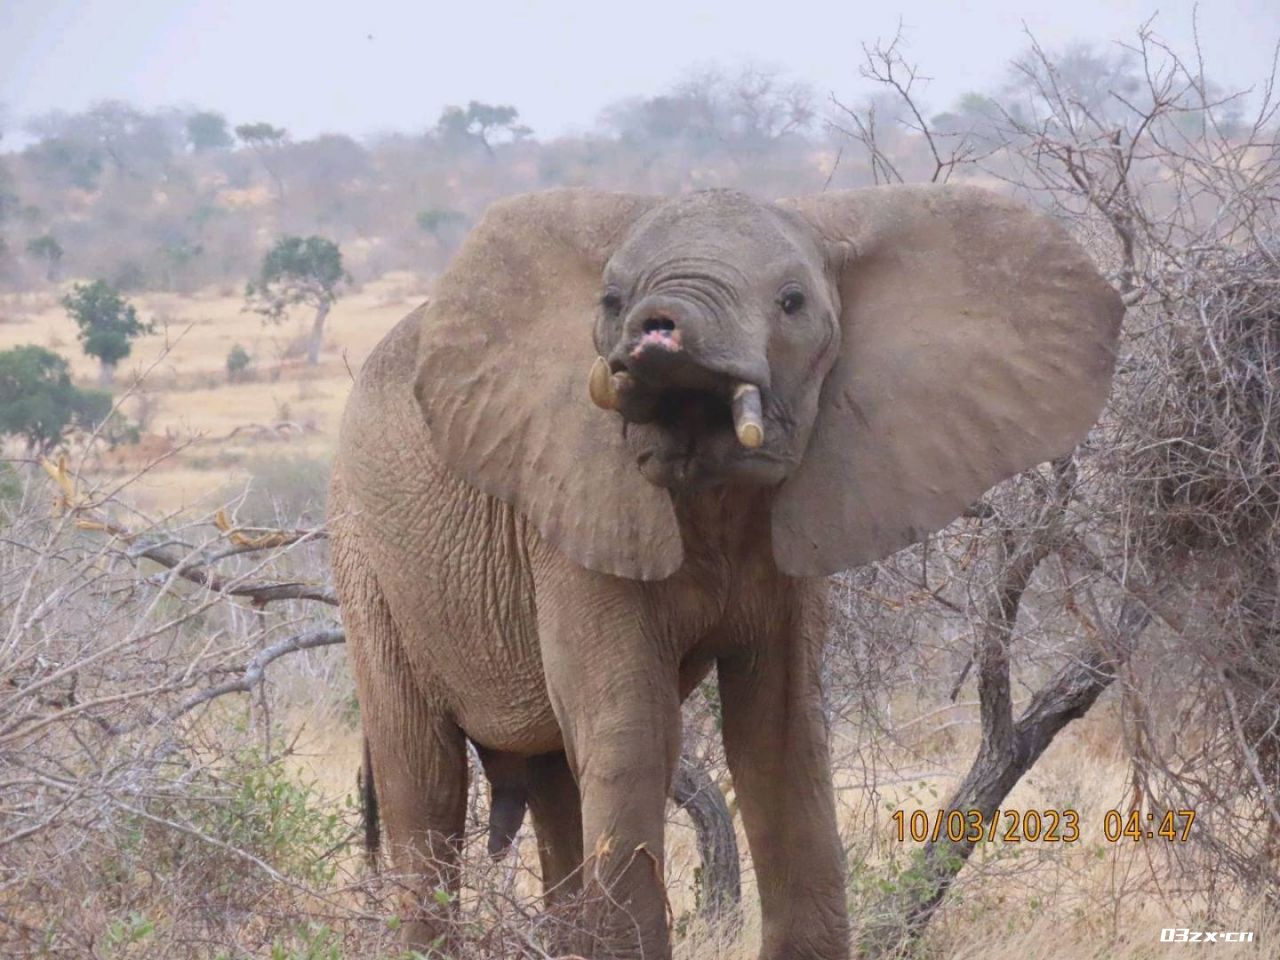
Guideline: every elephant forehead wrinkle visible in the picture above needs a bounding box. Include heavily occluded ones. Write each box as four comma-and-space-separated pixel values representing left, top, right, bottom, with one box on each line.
644, 255, 747, 284
638, 258, 744, 311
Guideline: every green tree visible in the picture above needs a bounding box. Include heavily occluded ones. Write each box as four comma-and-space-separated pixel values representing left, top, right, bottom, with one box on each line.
235, 122, 288, 199
25, 233, 63, 281
26, 102, 179, 180
0, 345, 111, 452
415, 207, 465, 235
23, 136, 104, 190
0, 160, 19, 225
187, 110, 233, 152
434, 101, 530, 158
226, 343, 252, 382
245, 236, 348, 367
61, 280, 152, 386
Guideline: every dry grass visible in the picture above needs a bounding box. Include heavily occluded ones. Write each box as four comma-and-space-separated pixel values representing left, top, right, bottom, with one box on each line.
280, 695, 1270, 958
269, 639, 1267, 957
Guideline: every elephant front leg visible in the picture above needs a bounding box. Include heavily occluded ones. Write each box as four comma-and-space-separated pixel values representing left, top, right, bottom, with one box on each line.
571, 699, 680, 958
537, 572, 681, 959
718, 595, 850, 960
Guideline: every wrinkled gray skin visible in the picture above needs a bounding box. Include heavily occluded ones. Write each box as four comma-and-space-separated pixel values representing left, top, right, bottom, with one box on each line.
329, 188, 1119, 960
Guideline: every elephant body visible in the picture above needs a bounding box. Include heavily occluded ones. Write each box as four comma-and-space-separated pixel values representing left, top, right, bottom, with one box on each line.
333, 313, 556, 754
330, 185, 1122, 959
332, 309, 845, 957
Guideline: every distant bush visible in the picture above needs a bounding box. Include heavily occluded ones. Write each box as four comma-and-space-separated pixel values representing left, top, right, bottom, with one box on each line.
99, 409, 141, 449
24, 233, 63, 281
111, 260, 148, 291
226, 343, 252, 382
24, 135, 104, 190
186, 110, 233, 152
0, 188, 19, 225
0, 463, 22, 518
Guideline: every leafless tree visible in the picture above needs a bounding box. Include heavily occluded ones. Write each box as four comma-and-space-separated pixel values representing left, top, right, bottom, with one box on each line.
829, 19, 1280, 955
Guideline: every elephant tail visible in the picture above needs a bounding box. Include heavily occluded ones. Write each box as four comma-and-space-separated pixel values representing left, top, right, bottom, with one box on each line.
359, 735, 381, 866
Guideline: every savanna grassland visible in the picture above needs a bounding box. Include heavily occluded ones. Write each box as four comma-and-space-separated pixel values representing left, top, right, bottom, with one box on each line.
0, 274, 418, 513
3, 26, 1279, 960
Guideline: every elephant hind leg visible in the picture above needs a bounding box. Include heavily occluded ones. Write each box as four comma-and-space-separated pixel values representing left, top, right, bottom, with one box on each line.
370, 706, 468, 948
333, 524, 469, 949
476, 748, 583, 898
527, 750, 584, 902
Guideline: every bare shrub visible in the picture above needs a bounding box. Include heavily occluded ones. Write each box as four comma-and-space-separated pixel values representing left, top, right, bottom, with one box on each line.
0, 444, 743, 957
236, 453, 333, 528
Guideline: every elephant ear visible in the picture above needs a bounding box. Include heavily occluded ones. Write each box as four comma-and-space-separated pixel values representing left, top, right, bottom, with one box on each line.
772, 184, 1123, 577
414, 189, 682, 580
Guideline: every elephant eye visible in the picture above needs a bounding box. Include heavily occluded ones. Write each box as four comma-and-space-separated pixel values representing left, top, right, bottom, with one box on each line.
779, 287, 805, 315
601, 287, 623, 313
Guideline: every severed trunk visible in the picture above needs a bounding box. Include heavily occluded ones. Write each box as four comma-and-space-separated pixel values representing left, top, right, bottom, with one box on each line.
672, 754, 741, 929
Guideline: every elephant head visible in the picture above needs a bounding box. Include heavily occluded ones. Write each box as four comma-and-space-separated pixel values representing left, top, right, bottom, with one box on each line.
414, 186, 1122, 579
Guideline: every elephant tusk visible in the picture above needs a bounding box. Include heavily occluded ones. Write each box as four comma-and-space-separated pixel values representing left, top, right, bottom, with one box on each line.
731, 383, 764, 449
588, 356, 619, 411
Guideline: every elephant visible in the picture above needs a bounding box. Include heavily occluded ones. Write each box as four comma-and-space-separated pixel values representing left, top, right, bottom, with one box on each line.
329, 184, 1122, 959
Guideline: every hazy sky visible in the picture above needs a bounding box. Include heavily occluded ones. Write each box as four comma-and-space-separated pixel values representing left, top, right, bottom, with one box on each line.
2, 0, 1277, 142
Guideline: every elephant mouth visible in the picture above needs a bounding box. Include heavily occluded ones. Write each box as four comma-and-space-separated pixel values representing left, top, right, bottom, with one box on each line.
588, 343, 779, 487
606, 362, 784, 488
647, 385, 736, 435
607, 356, 738, 435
